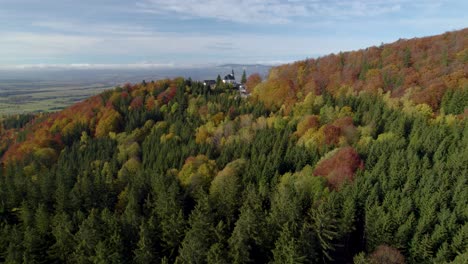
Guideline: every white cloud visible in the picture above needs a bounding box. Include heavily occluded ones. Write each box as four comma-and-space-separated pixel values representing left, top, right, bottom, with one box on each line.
0, 0, 464, 68
137, 0, 406, 24
0, 32, 100, 58
32, 21, 154, 36
0, 27, 380, 66
0, 63, 177, 70
396, 18, 467, 30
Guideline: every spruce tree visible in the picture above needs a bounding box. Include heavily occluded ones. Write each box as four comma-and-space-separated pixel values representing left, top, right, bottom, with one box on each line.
216, 74, 222, 87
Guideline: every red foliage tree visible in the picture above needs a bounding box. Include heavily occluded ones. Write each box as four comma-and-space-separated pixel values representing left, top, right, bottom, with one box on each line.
412, 80, 447, 110
130, 96, 144, 110
157, 86, 177, 104
313, 147, 364, 189
323, 124, 341, 146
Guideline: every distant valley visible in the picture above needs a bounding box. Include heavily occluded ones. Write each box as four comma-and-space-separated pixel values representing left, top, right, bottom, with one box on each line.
0, 64, 271, 114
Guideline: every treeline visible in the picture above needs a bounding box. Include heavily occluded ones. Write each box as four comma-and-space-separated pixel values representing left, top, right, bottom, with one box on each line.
0, 76, 466, 263
1, 114, 36, 130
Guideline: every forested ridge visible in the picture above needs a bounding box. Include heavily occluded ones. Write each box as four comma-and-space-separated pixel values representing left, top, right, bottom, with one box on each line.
0, 29, 467, 263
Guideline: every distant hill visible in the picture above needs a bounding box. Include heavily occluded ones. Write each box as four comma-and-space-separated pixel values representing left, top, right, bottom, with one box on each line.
218, 63, 274, 68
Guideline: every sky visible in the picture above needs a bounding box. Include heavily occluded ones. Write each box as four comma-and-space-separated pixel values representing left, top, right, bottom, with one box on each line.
0, 0, 467, 69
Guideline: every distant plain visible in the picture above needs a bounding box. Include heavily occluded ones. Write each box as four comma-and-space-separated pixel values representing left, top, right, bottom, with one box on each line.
0, 64, 271, 115
0, 80, 112, 114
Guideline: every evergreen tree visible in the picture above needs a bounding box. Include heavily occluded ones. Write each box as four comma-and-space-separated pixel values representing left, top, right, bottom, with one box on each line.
228, 186, 268, 263
3, 225, 24, 264
134, 222, 156, 264
151, 173, 186, 259
272, 223, 306, 264
309, 202, 338, 262
241, 70, 247, 84
48, 212, 75, 263
176, 195, 215, 264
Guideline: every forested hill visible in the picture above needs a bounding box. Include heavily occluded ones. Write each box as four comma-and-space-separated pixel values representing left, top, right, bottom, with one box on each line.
253, 28, 467, 113
0, 29, 467, 263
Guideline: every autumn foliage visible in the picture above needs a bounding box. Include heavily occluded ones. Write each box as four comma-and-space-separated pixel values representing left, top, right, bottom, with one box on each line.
178, 155, 218, 190
253, 28, 468, 111
313, 147, 364, 189
0, 78, 183, 165
245, 73, 262, 93
95, 107, 122, 138
369, 245, 405, 264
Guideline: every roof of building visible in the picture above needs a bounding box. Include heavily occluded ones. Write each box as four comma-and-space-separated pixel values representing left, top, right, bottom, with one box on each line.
224, 74, 235, 80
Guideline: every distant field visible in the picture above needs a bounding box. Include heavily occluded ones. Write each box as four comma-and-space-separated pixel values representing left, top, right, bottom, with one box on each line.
0, 65, 271, 115
0, 80, 113, 115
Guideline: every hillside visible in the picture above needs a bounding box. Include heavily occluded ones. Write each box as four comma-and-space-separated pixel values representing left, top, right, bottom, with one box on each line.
0, 29, 467, 263
253, 28, 468, 113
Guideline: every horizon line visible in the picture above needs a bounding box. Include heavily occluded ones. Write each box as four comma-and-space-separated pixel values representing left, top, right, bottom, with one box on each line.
0, 61, 290, 71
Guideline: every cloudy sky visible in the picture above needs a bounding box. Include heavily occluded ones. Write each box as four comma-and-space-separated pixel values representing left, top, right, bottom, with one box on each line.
0, 0, 466, 68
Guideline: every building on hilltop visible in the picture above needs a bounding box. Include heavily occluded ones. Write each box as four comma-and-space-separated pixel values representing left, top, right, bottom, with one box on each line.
204, 72, 250, 98
223, 73, 236, 84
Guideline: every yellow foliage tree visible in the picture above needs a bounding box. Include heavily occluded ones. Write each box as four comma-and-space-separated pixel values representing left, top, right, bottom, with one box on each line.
95, 108, 122, 137
177, 155, 217, 190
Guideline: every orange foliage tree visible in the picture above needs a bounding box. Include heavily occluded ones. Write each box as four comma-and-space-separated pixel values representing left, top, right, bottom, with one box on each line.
245, 73, 262, 93
369, 245, 405, 264
313, 147, 364, 189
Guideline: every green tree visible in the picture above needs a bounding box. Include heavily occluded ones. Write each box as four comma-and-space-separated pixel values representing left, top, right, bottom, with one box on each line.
48, 212, 76, 263
228, 186, 267, 264
22, 226, 47, 264
207, 242, 229, 264
309, 202, 338, 262
134, 222, 156, 264
402, 47, 412, 68
176, 195, 215, 264
241, 70, 247, 84
272, 223, 306, 264
71, 209, 103, 263
3, 225, 24, 264
151, 173, 186, 259
209, 159, 244, 227
90, 233, 124, 264
206, 221, 230, 264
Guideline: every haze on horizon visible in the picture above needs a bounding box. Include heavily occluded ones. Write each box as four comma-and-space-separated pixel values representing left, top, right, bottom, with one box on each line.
0, 0, 467, 69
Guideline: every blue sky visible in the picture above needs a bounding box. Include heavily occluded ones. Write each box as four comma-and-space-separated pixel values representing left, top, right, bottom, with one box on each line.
0, 0, 466, 68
